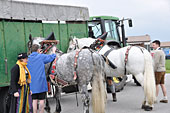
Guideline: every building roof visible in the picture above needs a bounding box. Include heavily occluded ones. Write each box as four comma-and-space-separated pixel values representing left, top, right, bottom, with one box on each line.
160, 42, 170, 47
127, 35, 151, 43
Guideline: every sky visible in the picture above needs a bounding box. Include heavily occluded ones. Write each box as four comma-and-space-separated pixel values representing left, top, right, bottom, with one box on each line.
15, 0, 170, 42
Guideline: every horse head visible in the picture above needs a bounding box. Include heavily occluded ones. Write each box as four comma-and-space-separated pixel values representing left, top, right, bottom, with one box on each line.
27, 32, 60, 80
27, 32, 58, 54
67, 37, 98, 53
67, 37, 79, 52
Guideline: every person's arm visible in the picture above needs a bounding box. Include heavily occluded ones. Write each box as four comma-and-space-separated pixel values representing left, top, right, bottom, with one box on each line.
41, 53, 56, 64
10, 65, 20, 96
42, 46, 57, 64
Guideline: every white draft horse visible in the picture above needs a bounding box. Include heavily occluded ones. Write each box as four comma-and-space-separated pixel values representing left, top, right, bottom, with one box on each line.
28, 33, 107, 113
68, 36, 156, 111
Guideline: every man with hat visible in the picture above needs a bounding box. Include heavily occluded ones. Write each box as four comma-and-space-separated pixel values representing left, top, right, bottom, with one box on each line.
9, 53, 33, 113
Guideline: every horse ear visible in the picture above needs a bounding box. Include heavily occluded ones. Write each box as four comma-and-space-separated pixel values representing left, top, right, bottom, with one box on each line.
97, 32, 108, 40
69, 37, 73, 42
29, 34, 32, 41
45, 32, 56, 40
28, 34, 33, 54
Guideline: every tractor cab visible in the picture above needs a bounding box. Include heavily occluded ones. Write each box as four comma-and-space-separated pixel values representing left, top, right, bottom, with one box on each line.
88, 16, 132, 47
88, 16, 120, 41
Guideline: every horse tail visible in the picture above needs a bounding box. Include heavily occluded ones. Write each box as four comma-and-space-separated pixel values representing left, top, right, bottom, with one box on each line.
143, 49, 156, 105
92, 59, 106, 113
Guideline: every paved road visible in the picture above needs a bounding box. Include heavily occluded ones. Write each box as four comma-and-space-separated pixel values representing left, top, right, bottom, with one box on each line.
45, 74, 170, 113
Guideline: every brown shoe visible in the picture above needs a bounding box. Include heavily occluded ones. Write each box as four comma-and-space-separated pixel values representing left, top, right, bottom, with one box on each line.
160, 99, 168, 103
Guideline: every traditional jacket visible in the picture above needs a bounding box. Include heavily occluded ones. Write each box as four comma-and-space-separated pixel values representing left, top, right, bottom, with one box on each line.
9, 63, 32, 113
27, 52, 56, 94
10, 64, 21, 93
152, 48, 166, 72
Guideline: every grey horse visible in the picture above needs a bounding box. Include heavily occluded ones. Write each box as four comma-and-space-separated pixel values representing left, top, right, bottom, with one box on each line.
28, 34, 107, 113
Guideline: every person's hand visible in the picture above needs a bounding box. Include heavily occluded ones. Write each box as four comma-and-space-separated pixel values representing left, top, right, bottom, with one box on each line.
14, 92, 19, 97
30, 91, 32, 95
52, 46, 57, 53
38, 49, 43, 54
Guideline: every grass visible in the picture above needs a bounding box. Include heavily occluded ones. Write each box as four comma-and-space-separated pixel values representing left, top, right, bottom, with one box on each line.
166, 59, 170, 73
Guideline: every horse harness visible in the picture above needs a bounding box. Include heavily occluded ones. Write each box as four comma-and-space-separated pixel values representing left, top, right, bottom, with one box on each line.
102, 48, 117, 69
43, 43, 94, 88
90, 39, 146, 75
73, 47, 95, 81
40, 40, 58, 53
40, 40, 69, 87
90, 38, 117, 69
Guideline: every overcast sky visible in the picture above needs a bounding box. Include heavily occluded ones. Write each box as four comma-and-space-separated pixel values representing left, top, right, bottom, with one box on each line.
15, 0, 170, 42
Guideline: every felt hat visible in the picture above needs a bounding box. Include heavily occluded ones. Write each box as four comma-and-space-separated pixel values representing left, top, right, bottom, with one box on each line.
17, 53, 28, 60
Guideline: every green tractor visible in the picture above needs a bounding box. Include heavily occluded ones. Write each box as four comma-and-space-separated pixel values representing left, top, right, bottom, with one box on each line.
88, 16, 132, 46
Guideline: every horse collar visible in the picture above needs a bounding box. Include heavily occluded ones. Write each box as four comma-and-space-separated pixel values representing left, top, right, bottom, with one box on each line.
90, 38, 105, 51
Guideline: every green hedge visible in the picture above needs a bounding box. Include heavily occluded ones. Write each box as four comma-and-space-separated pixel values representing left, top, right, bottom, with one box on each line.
166, 59, 170, 73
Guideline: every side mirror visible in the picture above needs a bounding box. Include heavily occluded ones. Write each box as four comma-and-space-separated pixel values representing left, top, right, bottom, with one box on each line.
128, 19, 133, 27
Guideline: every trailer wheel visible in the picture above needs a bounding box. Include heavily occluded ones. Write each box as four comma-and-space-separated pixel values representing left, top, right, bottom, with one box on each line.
0, 87, 9, 113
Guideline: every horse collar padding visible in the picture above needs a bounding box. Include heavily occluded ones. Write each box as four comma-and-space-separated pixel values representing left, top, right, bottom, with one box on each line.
95, 39, 105, 50
90, 38, 105, 51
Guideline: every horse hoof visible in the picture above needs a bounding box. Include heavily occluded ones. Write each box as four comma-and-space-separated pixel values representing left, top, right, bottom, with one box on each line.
44, 107, 51, 113
144, 106, 153, 111
141, 104, 146, 109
